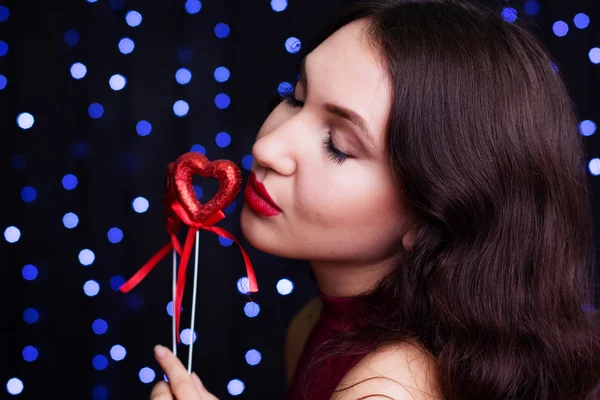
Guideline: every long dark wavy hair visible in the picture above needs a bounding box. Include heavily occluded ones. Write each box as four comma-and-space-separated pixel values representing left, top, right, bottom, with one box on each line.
275, 0, 600, 399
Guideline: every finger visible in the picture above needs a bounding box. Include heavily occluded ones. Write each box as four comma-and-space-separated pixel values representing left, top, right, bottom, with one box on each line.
191, 373, 204, 392
150, 380, 174, 400
154, 345, 200, 400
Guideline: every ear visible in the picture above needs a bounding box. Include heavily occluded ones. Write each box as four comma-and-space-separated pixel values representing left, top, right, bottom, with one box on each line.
401, 221, 419, 250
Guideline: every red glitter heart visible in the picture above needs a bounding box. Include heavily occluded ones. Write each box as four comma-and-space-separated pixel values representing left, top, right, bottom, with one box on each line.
172, 152, 242, 225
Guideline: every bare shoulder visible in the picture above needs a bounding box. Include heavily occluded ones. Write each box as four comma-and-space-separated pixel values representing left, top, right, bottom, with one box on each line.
329, 340, 442, 400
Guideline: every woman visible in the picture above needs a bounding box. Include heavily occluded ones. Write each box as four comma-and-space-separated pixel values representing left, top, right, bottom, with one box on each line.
151, 0, 600, 398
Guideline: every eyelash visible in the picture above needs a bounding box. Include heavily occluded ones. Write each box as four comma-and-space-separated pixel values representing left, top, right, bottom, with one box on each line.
276, 92, 350, 165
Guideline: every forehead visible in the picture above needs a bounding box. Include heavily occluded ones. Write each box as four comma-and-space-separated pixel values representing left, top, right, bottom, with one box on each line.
306, 20, 392, 150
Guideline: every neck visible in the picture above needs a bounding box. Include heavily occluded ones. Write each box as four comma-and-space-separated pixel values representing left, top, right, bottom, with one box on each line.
309, 255, 397, 298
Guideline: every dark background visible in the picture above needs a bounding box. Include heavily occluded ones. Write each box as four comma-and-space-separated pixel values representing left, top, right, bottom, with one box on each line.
2, 0, 599, 399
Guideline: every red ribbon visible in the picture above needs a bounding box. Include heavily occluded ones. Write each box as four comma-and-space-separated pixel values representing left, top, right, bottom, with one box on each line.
120, 201, 259, 343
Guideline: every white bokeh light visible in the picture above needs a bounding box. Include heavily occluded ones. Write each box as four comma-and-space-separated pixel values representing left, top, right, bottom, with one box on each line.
70, 62, 87, 79
276, 278, 294, 295
17, 112, 35, 129
4, 226, 21, 243
132, 196, 150, 213
109, 74, 127, 91
79, 249, 95, 266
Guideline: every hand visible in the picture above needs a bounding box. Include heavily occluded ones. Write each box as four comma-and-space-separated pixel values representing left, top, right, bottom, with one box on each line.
150, 345, 219, 400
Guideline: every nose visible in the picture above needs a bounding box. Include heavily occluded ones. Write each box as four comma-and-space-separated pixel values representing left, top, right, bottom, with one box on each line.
251, 126, 297, 177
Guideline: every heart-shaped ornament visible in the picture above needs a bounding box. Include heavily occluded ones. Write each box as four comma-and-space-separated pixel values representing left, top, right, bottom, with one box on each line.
172, 152, 242, 225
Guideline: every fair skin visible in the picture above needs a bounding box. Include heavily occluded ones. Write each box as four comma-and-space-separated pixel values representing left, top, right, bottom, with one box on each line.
150, 18, 431, 399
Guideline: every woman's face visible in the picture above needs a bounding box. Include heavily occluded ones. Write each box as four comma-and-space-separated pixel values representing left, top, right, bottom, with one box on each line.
241, 19, 414, 266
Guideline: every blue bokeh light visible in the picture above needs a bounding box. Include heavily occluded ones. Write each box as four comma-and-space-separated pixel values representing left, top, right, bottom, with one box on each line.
173, 100, 190, 117
63, 212, 79, 229
0, 40, 8, 57
214, 23, 230, 38
92, 355, 109, 371
6, 378, 23, 396
84, 280, 100, 297
79, 249, 95, 266
71, 62, 87, 79
216, 131, 231, 148
23, 308, 39, 324
109, 74, 127, 91
10, 154, 25, 169
285, 37, 301, 54
92, 386, 108, 400
110, 344, 127, 361
4, 226, 21, 243
17, 112, 35, 130
119, 37, 135, 54
88, 102, 104, 119
72, 141, 89, 158
580, 120, 597, 137
215, 93, 231, 109
0, 74, 6, 90
132, 197, 150, 213
109, 0, 125, 10
553, 21, 569, 37
110, 275, 125, 291
276, 278, 294, 295
278, 81, 293, 96
244, 301, 260, 318
62, 174, 78, 190
214, 66, 230, 82
126, 10, 142, 27
176, 68, 192, 85
190, 144, 206, 155
574, 13, 590, 29
185, 0, 202, 15
64, 30, 80, 46
21, 186, 37, 203
271, 0, 288, 12
524, 0, 540, 16
242, 155, 253, 171
194, 185, 203, 199
227, 379, 245, 396
245, 349, 262, 366
0, 6, 10, 22
22, 346, 39, 362
501, 7, 517, 23
22, 264, 38, 281
225, 200, 237, 214
136, 120, 152, 136
139, 367, 156, 383
108, 227, 124, 243
92, 319, 108, 335
219, 236, 233, 247
127, 294, 143, 309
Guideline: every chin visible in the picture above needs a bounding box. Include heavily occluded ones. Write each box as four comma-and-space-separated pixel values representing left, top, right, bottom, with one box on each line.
240, 205, 297, 259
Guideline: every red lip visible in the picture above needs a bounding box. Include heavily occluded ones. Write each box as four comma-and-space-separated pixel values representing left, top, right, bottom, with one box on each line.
250, 172, 282, 211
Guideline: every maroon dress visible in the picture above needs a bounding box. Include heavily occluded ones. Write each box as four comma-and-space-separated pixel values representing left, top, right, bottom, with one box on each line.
287, 290, 371, 400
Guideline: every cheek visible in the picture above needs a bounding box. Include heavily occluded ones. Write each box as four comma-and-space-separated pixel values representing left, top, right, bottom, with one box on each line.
295, 170, 401, 232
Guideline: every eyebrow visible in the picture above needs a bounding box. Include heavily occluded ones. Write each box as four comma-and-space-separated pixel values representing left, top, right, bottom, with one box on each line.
298, 56, 378, 152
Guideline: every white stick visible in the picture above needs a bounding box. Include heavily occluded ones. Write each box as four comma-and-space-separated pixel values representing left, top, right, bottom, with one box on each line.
172, 249, 177, 358
187, 230, 200, 374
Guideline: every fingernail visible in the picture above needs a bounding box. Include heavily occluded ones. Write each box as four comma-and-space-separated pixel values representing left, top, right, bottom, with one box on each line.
192, 372, 204, 388
155, 345, 167, 359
